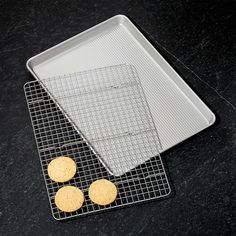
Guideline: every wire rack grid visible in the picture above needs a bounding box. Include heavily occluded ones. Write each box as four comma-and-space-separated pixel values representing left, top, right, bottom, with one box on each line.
24, 64, 171, 220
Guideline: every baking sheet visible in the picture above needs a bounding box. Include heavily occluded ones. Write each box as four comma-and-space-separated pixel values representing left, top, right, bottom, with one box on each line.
26, 15, 215, 152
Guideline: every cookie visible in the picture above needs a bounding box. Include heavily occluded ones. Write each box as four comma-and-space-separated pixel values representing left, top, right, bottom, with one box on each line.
55, 186, 84, 212
47, 156, 76, 182
88, 179, 117, 206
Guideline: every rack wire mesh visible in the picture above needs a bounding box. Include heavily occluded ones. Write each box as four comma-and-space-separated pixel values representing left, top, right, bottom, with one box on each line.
24, 64, 171, 220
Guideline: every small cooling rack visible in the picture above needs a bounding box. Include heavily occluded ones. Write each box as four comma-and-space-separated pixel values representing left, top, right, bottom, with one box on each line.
24, 64, 171, 220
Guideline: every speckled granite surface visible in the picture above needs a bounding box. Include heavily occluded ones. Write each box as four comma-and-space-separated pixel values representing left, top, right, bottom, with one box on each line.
0, 0, 235, 235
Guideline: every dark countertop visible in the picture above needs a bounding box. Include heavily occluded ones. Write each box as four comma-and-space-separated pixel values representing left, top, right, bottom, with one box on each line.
0, 0, 235, 235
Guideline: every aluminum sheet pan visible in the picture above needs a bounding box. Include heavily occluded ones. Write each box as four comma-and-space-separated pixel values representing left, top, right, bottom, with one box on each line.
26, 15, 215, 152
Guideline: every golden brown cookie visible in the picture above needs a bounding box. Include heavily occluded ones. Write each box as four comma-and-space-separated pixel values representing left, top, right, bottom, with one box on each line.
55, 186, 84, 212
47, 156, 76, 182
88, 179, 118, 206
